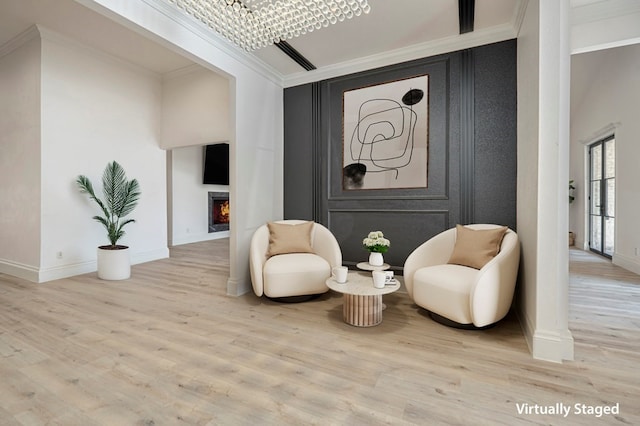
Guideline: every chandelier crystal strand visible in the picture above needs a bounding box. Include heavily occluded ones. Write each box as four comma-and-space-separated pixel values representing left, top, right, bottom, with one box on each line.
166, 0, 370, 51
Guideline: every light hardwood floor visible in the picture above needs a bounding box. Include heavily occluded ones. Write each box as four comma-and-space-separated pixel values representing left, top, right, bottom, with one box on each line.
0, 241, 638, 425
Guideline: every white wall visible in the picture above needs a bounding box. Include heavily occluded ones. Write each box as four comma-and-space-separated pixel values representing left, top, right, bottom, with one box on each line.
161, 65, 230, 149
517, 0, 574, 362
38, 28, 169, 282
516, 0, 540, 356
81, 0, 285, 295
161, 64, 230, 246
570, 43, 640, 275
0, 31, 42, 280
170, 145, 229, 245
230, 72, 283, 296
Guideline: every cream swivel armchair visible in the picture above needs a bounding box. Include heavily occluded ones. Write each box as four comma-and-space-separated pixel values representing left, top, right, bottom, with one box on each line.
250, 220, 342, 299
403, 224, 520, 328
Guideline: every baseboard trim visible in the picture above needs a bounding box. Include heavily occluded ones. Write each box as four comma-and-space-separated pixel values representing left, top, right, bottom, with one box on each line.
226, 276, 252, 296
515, 304, 574, 363
38, 261, 97, 283
1, 247, 170, 284
0, 259, 40, 283
531, 329, 574, 363
131, 247, 170, 266
172, 231, 230, 246
516, 305, 535, 355
613, 252, 640, 276
226, 277, 240, 296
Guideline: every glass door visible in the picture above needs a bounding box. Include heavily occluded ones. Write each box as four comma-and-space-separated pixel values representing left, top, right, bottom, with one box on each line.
588, 136, 615, 258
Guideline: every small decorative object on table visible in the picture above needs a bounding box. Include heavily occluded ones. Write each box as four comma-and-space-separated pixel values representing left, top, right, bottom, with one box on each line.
363, 231, 390, 266
384, 271, 396, 285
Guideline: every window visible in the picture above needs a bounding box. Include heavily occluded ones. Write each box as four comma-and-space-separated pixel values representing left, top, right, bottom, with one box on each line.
588, 135, 615, 258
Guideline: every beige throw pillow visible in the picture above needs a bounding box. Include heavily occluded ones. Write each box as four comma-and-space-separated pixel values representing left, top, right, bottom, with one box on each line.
267, 221, 314, 257
447, 225, 508, 269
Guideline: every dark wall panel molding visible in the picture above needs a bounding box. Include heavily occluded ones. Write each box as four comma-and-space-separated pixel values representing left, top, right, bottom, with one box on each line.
329, 209, 449, 270
459, 48, 475, 225
284, 39, 517, 269
324, 57, 453, 203
311, 82, 322, 222
284, 82, 325, 222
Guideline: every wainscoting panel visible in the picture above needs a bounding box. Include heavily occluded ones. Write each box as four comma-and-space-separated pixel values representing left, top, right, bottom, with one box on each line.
329, 209, 449, 269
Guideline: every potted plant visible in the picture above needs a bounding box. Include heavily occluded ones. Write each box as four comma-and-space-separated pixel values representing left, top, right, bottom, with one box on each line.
77, 161, 141, 280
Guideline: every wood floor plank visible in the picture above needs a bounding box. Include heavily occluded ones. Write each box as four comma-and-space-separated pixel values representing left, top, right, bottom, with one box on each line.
0, 241, 638, 425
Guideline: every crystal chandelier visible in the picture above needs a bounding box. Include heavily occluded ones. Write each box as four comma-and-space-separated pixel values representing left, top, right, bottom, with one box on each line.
167, 0, 371, 51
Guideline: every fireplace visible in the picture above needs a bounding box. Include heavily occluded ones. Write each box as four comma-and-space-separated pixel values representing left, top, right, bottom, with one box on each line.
208, 192, 230, 233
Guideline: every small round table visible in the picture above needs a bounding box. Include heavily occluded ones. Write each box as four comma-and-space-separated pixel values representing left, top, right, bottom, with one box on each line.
326, 271, 400, 327
356, 262, 390, 272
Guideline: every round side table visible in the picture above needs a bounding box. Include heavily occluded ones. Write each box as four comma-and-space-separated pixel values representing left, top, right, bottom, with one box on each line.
356, 262, 390, 272
326, 271, 400, 327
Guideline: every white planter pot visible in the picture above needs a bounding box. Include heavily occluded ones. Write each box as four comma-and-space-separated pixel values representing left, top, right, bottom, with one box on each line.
368, 252, 384, 267
97, 246, 131, 280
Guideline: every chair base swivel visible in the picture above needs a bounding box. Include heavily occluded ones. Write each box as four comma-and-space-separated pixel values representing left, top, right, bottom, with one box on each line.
428, 311, 497, 330
269, 294, 322, 303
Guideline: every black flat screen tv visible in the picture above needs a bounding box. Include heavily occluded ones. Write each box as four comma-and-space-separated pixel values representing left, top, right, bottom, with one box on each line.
203, 143, 229, 185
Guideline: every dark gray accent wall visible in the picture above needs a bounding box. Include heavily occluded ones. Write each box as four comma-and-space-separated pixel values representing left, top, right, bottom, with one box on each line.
473, 41, 517, 226
283, 84, 315, 221
284, 39, 517, 271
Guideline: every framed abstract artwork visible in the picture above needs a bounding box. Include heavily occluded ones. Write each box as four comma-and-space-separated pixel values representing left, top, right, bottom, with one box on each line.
342, 74, 429, 190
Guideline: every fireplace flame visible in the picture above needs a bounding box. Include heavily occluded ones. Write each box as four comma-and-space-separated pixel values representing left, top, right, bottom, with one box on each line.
219, 201, 230, 221
214, 200, 230, 224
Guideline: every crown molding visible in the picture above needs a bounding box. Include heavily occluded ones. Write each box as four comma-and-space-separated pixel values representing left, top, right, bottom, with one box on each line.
36, 24, 161, 79
513, 0, 530, 37
162, 63, 207, 81
73, 0, 527, 88
571, 0, 640, 25
0, 25, 41, 59
0, 24, 161, 79
579, 122, 622, 145
139, 0, 284, 86
283, 23, 517, 88
571, 36, 640, 55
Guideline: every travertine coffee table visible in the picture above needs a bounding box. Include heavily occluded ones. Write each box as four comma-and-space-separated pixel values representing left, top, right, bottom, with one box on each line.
326, 271, 400, 327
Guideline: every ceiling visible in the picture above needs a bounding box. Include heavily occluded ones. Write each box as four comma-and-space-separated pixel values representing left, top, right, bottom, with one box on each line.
0, 0, 637, 85
0, 0, 522, 80
248, 0, 519, 76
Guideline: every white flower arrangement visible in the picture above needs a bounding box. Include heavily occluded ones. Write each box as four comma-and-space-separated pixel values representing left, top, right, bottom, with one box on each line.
362, 231, 390, 253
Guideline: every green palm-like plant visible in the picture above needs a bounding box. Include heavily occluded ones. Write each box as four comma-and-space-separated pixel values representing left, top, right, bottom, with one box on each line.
569, 180, 576, 204
77, 161, 141, 248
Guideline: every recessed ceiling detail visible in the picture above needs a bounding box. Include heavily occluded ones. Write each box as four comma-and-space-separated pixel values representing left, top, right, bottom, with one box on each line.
458, 0, 475, 34
275, 40, 316, 70
166, 0, 371, 51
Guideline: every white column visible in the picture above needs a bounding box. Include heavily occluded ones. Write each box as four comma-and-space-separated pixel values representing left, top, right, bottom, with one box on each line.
517, 0, 574, 362
536, 0, 574, 362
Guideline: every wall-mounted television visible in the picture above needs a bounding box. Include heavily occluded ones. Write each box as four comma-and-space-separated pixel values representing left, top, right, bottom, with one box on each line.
203, 143, 229, 185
